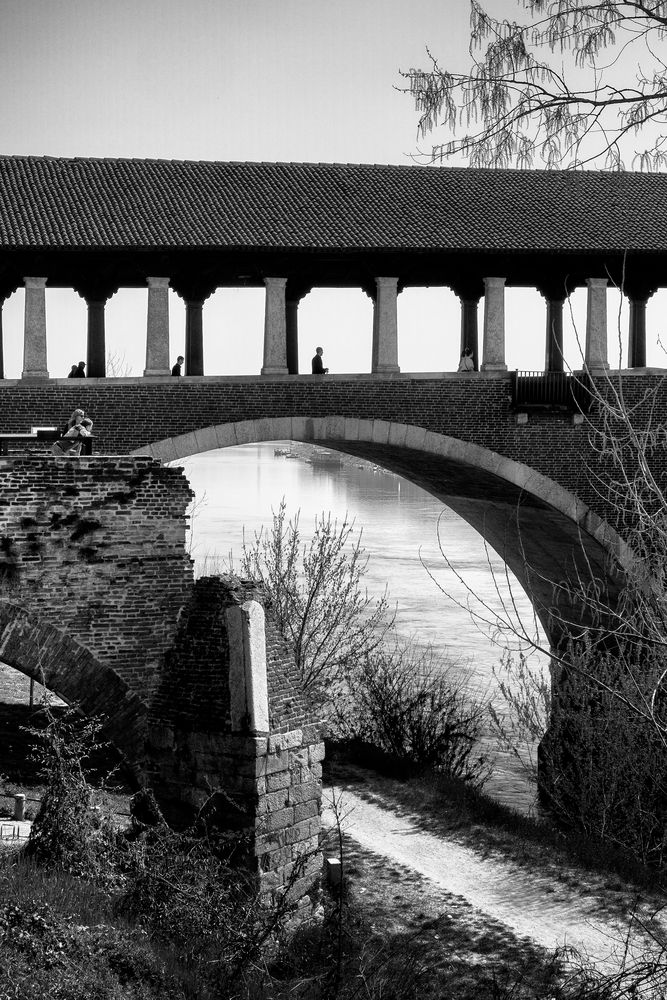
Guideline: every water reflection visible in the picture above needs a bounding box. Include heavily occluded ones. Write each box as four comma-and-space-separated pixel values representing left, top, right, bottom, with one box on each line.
177, 442, 548, 815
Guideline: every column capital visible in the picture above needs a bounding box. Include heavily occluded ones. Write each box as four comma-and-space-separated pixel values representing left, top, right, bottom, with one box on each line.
536, 279, 569, 303
450, 277, 484, 302
285, 279, 312, 305
586, 277, 608, 290
170, 277, 216, 304
24, 276, 47, 289
264, 276, 288, 290
73, 280, 119, 305
623, 280, 657, 303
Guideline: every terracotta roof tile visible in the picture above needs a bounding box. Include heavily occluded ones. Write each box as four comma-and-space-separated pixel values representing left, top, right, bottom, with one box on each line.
0, 155, 665, 254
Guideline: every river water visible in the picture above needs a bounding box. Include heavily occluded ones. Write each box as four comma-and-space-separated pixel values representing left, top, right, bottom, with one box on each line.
178, 442, 549, 815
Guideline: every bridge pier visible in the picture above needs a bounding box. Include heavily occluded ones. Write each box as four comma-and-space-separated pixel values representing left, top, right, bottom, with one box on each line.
148, 576, 323, 906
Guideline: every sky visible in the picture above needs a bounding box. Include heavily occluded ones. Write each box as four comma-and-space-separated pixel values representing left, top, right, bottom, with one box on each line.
0, 0, 664, 377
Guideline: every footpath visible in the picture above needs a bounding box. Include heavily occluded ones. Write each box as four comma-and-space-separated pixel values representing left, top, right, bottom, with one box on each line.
322, 768, 667, 979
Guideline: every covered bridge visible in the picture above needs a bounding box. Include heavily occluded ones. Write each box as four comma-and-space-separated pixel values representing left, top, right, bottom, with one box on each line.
0, 156, 664, 377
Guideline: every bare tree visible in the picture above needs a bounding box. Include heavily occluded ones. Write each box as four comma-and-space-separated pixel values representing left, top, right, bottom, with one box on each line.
241, 499, 394, 695
404, 1, 667, 169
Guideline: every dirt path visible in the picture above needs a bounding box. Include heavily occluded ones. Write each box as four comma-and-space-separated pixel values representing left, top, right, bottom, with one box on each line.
322, 776, 667, 977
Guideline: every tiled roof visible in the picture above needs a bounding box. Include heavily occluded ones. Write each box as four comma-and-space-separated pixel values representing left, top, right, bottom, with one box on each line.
0, 155, 665, 254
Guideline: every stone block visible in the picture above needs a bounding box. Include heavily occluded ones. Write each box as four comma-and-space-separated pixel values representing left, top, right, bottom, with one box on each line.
268, 729, 303, 754
213, 423, 239, 449
265, 788, 291, 812
266, 806, 294, 832
388, 422, 408, 448
288, 780, 321, 806
293, 799, 319, 824
371, 420, 390, 445
308, 742, 325, 764
193, 425, 221, 453
266, 770, 291, 792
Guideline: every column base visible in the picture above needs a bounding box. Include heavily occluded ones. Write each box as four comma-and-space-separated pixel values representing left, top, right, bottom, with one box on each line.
143, 368, 171, 377
480, 363, 508, 372
21, 370, 49, 379
372, 364, 401, 374
260, 366, 289, 375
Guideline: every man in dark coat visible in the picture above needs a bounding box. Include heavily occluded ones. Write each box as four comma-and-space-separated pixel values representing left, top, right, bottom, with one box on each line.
311, 347, 328, 374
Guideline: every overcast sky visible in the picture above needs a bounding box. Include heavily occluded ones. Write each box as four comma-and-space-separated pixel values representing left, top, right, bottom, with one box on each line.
0, 0, 660, 376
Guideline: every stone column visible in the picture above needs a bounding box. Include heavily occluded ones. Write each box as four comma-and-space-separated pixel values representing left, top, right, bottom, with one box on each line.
372, 276, 400, 374
22, 277, 49, 379
0, 295, 6, 380
585, 278, 609, 371
185, 299, 204, 376
628, 295, 650, 369
544, 296, 565, 373
286, 297, 299, 374
144, 277, 171, 376
460, 296, 480, 370
261, 277, 288, 375
481, 277, 507, 371
86, 299, 106, 377
225, 600, 270, 734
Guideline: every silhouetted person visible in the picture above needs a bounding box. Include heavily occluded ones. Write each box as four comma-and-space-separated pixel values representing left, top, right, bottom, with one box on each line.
311, 346, 328, 375
67, 364, 78, 378
171, 355, 184, 376
72, 361, 86, 378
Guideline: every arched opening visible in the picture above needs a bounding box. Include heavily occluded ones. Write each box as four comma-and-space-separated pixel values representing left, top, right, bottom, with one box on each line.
202, 287, 265, 376
0, 602, 147, 786
297, 288, 372, 374
398, 287, 460, 372
154, 418, 626, 811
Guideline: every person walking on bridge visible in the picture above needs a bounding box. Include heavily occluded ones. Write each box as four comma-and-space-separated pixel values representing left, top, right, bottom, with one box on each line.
311, 346, 328, 375
171, 355, 184, 376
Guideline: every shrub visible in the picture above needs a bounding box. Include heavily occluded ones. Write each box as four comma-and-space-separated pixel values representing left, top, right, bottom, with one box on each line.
333, 639, 491, 785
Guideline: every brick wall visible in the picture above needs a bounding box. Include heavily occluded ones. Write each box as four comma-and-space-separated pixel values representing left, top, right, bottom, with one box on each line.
0, 456, 194, 699
0, 373, 663, 535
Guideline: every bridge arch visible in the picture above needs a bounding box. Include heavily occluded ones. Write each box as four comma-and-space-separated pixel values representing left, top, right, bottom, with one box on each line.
0, 602, 147, 781
134, 416, 628, 645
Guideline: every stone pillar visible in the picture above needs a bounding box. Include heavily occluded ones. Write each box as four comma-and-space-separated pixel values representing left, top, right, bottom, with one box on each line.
225, 600, 270, 733
261, 277, 288, 375
0, 296, 5, 380
585, 278, 609, 371
628, 295, 649, 369
144, 277, 171, 376
286, 297, 299, 374
544, 296, 565, 372
460, 296, 480, 370
481, 277, 507, 371
185, 299, 204, 376
86, 299, 106, 377
372, 276, 400, 374
22, 277, 49, 379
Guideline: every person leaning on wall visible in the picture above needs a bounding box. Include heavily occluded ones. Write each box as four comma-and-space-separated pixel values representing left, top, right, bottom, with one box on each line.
51, 408, 93, 457
457, 347, 475, 372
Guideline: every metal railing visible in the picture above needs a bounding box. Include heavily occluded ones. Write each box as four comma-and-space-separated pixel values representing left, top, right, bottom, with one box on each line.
511, 371, 594, 413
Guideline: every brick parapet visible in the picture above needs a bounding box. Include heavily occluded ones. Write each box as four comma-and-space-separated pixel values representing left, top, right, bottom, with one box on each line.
0, 374, 663, 535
